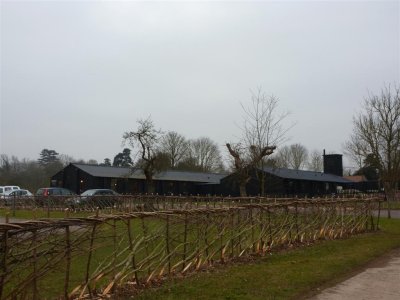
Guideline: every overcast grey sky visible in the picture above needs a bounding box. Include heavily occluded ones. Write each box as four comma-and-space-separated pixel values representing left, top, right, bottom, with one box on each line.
1, 0, 399, 169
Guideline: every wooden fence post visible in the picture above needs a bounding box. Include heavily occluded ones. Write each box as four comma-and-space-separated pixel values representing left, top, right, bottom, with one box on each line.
182, 213, 188, 271
47, 200, 50, 218
377, 200, 381, 230
195, 213, 201, 270
205, 213, 210, 265
250, 207, 256, 253
368, 200, 374, 230
31, 229, 38, 300
112, 219, 117, 289
84, 223, 97, 298
219, 212, 224, 262
127, 219, 140, 285
0, 229, 9, 299
259, 206, 266, 253
285, 205, 292, 244
166, 215, 171, 274
64, 225, 71, 300
230, 209, 234, 257
268, 207, 273, 250
295, 203, 299, 242
237, 209, 242, 254
141, 217, 151, 276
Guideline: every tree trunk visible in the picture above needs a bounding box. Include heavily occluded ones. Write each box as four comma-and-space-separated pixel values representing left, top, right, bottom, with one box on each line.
144, 166, 155, 194
239, 183, 247, 197
259, 171, 265, 196
146, 178, 155, 194
259, 160, 265, 196
384, 182, 393, 219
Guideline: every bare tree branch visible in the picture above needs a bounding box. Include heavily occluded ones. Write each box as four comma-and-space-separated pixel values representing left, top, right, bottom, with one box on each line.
346, 84, 400, 217
227, 88, 290, 196
123, 117, 163, 193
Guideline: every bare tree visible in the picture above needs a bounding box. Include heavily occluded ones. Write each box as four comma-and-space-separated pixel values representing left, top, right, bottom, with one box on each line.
241, 88, 291, 148
229, 88, 291, 195
274, 146, 291, 168
307, 150, 323, 172
344, 137, 364, 170
226, 143, 276, 196
58, 154, 75, 166
275, 144, 308, 170
346, 84, 400, 218
188, 137, 222, 172
123, 117, 163, 194
160, 131, 190, 168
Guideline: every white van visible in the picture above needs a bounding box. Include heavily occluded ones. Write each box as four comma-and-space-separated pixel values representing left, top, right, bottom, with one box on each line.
3, 186, 20, 193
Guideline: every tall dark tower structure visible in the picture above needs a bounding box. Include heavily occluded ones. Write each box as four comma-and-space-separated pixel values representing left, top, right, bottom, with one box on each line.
323, 150, 343, 177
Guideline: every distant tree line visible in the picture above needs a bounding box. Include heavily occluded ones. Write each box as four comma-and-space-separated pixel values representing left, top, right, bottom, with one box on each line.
0, 149, 101, 192
0, 88, 324, 194
5, 84, 396, 196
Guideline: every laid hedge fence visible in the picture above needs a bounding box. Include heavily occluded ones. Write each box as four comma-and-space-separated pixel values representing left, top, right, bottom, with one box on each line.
0, 197, 381, 299
1, 193, 378, 216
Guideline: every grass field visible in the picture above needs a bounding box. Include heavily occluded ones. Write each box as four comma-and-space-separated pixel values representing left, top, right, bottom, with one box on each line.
0, 202, 394, 299
381, 201, 400, 210
131, 217, 400, 300
0, 207, 99, 219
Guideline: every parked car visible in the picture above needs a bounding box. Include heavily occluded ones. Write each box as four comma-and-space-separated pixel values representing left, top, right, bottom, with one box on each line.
68, 189, 120, 208
35, 187, 76, 206
2, 189, 34, 205
3, 186, 20, 193
0, 186, 21, 200
35, 187, 75, 196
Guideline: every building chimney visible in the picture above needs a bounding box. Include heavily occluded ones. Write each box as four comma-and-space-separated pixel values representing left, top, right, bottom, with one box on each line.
323, 151, 343, 177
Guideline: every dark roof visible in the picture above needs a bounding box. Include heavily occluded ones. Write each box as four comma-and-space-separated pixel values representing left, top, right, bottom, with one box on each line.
262, 167, 351, 184
71, 164, 226, 184
344, 175, 367, 183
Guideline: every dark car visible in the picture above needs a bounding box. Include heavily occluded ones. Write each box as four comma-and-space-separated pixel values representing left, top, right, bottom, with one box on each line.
35, 187, 76, 207
36, 187, 75, 196
68, 189, 120, 208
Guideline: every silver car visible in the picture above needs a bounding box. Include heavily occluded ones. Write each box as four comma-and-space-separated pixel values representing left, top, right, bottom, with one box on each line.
2, 189, 34, 205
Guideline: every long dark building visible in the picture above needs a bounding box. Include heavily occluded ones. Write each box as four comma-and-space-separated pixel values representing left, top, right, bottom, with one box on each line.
51, 151, 356, 196
220, 167, 351, 197
51, 163, 226, 195
220, 151, 352, 196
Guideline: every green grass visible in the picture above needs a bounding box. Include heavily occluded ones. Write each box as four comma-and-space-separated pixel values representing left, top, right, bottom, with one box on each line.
380, 201, 400, 210
132, 218, 400, 300
0, 208, 99, 219
2, 207, 398, 299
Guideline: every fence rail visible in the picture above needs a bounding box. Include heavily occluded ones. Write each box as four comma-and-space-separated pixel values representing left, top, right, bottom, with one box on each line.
0, 197, 381, 299
0, 193, 384, 215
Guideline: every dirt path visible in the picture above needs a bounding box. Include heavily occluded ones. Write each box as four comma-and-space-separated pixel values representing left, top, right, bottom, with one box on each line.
373, 209, 400, 219
309, 248, 400, 300
309, 210, 400, 300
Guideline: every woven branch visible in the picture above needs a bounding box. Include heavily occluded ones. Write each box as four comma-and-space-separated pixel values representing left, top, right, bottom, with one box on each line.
0, 197, 381, 299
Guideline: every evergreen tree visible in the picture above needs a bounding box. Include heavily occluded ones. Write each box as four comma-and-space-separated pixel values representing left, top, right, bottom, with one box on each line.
113, 148, 133, 167
101, 158, 112, 166
38, 149, 59, 166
